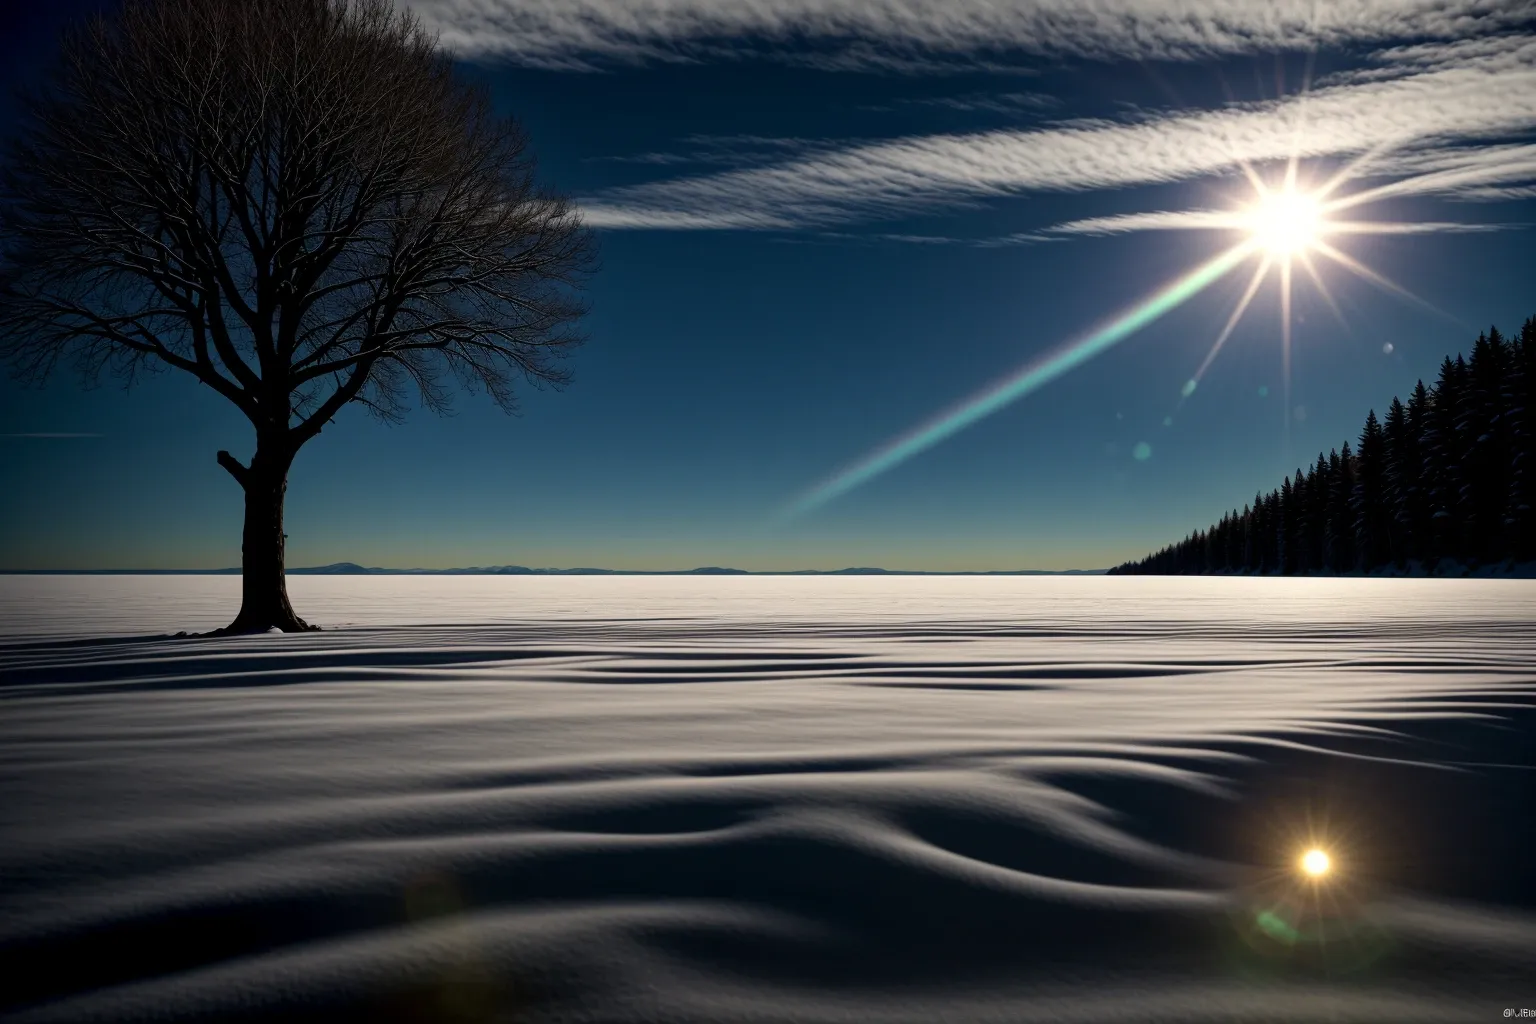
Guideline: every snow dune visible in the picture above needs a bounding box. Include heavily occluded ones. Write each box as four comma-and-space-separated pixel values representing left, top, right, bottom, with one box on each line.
1, 576, 1533, 1022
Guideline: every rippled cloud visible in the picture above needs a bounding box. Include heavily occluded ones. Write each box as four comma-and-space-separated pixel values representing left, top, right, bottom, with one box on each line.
408, 1, 1536, 236
575, 34, 1536, 232
408, 0, 1529, 72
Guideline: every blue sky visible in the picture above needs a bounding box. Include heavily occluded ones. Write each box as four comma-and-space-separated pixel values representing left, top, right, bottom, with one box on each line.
2, 0, 1534, 570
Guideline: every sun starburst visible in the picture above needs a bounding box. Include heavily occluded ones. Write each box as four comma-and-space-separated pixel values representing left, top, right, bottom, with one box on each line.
777, 88, 1490, 521
1245, 186, 1327, 257
1300, 847, 1332, 878
1166, 147, 1463, 442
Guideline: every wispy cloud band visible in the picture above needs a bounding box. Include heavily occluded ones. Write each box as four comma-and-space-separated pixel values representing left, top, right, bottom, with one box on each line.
576, 35, 1536, 232
1046, 211, 1514, 236
410, 0, 1531, 72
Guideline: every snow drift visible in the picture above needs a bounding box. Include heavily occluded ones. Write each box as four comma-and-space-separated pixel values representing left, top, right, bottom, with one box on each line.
1, 576, 1533, 1022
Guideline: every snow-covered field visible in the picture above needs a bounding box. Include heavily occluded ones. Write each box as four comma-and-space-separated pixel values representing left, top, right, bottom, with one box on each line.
2, 576, 1534, 1022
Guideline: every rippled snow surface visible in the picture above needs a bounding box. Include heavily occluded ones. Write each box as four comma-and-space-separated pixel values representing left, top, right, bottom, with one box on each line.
2, 576, 1535, 1022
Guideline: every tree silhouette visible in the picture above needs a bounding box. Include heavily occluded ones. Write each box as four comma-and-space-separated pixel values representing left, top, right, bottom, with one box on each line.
1398, 383, 1431, 563
1353, 409, 1390, 570
1424, 356, 1467, 562
1111, 318, 1535, 577
1382, 397, 1411, 564
0, 0, 595, 632
1306, 452, 1328, 571
1510, 320, 1536, 562
1329, 442, 1356, 571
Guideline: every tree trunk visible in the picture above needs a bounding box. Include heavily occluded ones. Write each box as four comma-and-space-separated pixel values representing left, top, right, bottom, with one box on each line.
214, 443, 317, 634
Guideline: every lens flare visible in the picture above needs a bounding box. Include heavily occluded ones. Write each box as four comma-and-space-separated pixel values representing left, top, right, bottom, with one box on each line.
778, 243, 1253, 519
777, 113, 1468, 521
1300, 848, 1332, 878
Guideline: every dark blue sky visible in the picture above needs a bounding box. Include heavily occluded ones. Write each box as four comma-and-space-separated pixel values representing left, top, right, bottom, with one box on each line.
2, 1, 1534, 570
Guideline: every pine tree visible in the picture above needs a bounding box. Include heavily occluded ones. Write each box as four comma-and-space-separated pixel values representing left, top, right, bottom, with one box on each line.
1332, 443, 1357, 571
1383, 397, 1414, 566
1258, 489, 1279, 574
1110, 316, 1535, 575
1309, 453, 1330, 571
1354, 412, 1390, 570
1276, 476, 1292, 574
1508, 319, 1535, 560
1423, 356, 1467, 563
1322, 450, 1340, 571
1242, 500, 1257, 571
1403, 381, 1432, 563
1462, 329, 1512, 564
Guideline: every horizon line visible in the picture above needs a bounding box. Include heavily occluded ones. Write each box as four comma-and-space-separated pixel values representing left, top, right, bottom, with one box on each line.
0, 563, 1110, 576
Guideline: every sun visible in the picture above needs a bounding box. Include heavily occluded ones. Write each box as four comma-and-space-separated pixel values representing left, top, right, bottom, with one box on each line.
1245, 186, 1326, 257
1299, 847, 1332, 879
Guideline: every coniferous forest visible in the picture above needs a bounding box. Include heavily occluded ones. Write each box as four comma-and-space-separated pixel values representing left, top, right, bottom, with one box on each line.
1110, 317, 1536, 576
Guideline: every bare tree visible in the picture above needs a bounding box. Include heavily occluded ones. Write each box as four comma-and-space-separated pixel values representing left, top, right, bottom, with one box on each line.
0, 0, 595, 633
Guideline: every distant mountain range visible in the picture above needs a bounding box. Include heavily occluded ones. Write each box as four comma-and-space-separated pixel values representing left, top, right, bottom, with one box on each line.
4, 563, 1107, 576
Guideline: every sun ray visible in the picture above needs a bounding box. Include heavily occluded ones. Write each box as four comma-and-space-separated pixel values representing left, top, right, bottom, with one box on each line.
1282, 74, 1306, 196
1237, 157, 1272, 199
1311, 239, 1449, 318
1321, 179, 1414, 215
1318, 160, 1511, 216
1192, 255, 1272, 383
1297, 250, 1349, 330
1280, 257, 1293, 437
1314, 140, 1399, 202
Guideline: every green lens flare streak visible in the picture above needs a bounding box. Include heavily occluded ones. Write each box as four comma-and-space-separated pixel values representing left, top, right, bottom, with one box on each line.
781, 242, 1255, 520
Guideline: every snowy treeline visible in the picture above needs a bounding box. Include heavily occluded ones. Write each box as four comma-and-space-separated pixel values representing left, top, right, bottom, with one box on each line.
1112, 317, 1536, 576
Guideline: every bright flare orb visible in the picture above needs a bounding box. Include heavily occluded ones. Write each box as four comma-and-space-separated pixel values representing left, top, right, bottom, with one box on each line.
1247, 188, 1324, 257
1300, 848, 1332, 878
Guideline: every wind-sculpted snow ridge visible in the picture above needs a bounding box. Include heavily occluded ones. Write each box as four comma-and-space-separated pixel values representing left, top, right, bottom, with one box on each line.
0, 577, 1533, 1022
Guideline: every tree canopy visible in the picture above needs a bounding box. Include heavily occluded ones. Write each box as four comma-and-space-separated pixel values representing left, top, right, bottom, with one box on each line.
0, 0, 596, 631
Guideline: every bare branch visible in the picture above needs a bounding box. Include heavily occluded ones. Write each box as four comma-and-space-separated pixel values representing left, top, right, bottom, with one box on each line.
0, 0, 595, 443
216, 448, 251, 487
